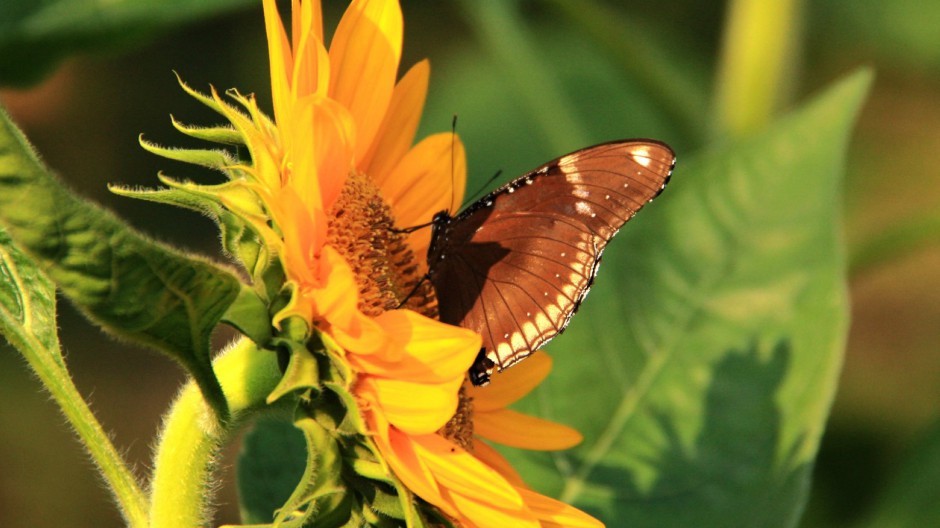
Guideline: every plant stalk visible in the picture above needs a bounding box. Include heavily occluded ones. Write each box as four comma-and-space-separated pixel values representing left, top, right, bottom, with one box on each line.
713, 0, 802, 138
149, 338, 283, 528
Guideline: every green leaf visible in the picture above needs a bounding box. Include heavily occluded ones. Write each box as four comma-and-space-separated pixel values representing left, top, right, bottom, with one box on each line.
0, 0, 258, 87
0, 106, 243, 420
503, 70, 871, 526
863, 417, 940, 528
237, 417, 309, 525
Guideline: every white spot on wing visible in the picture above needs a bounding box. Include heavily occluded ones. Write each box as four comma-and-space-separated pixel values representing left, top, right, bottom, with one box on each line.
575, 201, 593, 216
632, 146, 653, 168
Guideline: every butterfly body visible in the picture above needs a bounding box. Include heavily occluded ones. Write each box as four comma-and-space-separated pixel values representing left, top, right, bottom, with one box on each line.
427, 140, 675, 385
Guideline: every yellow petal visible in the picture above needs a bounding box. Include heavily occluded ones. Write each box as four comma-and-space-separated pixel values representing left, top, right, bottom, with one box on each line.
270, 185, 323, 284
262, 0, 293, 129
469, 352, 553, 412
515, 487, 604, 528
292, 0, 323, 53
444, 488, 540, 528
361, 376, 462, 435
368, 411, 456, 517
383, 132, 466, 257
291, 18, 330, 99
472, 439, 527, 488
329, 0, 403, 162
351, 310, 480, 381
475, 409, 583, 451
289, 95, 355, 214
307, 246, 388, 355
413, 433, 525, 511
361, 59, 430, 182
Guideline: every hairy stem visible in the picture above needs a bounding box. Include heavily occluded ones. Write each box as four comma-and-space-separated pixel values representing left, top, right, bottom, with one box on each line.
149, 338, 283, 528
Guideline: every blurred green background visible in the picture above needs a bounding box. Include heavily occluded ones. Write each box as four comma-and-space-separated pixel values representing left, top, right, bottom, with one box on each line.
0, 1, 938, 526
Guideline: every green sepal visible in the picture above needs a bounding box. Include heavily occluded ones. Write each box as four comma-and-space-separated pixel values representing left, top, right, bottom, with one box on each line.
222, 285, 273, 347
0, 106, 242, 421
319, 330, 355, 385
324, 381, 368, 436
347, 456, 389, 484
271, 411, 349, 527
364, 485, 408, 522
421, 505, 457, 528
110, 174, 268, 280
138, 135, 236, 170
171, 115, 244, 145
267, 338, 321, 403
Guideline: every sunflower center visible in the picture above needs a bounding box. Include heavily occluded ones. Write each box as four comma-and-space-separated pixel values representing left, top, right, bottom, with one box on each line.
326, 171, 474, 449
326, 171, 437, 318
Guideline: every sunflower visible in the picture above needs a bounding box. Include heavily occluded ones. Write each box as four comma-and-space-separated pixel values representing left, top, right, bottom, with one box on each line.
137, 0, 603, 525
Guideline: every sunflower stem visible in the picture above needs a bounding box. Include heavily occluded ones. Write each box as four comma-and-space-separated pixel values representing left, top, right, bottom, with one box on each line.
149, 338, 283, 528
712, 0, 802, 138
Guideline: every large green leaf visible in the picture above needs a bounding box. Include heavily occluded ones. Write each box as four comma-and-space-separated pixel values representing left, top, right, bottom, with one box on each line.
0, 0, 257, 87
502, 70, 871, 526
0, 107, 243, 420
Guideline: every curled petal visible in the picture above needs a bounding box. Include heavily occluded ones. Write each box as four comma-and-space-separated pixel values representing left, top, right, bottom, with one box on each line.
291, 25, 330, 100
293, 0, 323, 47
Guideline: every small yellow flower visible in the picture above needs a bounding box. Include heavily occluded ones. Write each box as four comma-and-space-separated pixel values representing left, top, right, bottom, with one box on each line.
142, 0, 604, 525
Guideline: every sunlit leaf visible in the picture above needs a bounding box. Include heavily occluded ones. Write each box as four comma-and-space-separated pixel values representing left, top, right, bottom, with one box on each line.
0, 107, 245, 419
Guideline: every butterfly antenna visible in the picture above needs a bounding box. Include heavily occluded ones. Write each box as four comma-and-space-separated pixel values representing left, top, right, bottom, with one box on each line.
461, 169, 503, 208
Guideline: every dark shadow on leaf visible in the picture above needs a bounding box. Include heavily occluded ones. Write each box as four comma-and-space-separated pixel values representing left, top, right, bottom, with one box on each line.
578, 340, 814, 527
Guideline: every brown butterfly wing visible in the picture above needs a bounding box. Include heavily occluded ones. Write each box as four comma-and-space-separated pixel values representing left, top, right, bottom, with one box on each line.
428, 140, 675, 384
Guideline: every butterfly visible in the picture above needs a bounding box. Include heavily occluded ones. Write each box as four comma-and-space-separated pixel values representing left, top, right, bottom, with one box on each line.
426, 139, 675, 385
